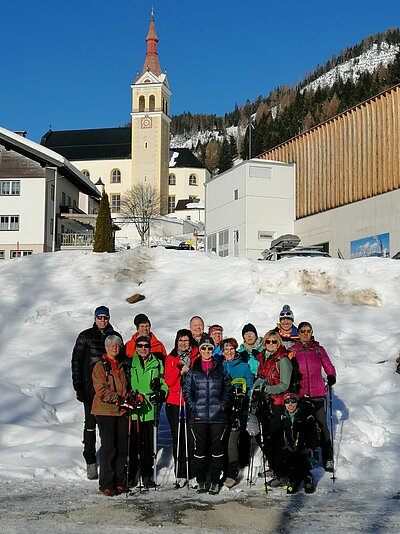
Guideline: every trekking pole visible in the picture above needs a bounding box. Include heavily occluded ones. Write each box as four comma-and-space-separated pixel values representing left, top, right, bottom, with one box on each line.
247, 437, 256, 487
125, 407, 132, 499
174, 388, 183, 487
136, 413, 143, 493
258, 417, 268, 494
183, 399, 190, 488
150, 377, 162, 491
329, 385, 336, 483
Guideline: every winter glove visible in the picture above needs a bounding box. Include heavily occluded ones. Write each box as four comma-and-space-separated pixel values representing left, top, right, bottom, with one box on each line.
125, 391, 144, 410
253, 378, 265, 391
179, 352, 191, 369
251, 349, 260, 358
149, 390, 166, 405
327, 375, 336, 387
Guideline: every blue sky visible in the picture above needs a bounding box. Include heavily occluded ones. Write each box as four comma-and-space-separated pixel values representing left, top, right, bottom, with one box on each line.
1, 0, 399, 142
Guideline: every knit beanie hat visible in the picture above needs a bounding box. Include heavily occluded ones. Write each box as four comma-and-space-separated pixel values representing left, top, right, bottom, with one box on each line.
242, 323, 258, 338
199, 336, 215, 349
136, 335, 151, 345
279, 304, 294, 322
95, 306, 110, 317
134, 313, 151, 328
222, 337, 239, 350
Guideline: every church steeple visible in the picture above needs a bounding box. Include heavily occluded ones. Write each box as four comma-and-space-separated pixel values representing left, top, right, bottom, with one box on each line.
141, 10, 162, 76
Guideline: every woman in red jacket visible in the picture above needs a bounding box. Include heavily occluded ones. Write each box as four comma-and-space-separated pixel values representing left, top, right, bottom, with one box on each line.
164, 329, 198, 487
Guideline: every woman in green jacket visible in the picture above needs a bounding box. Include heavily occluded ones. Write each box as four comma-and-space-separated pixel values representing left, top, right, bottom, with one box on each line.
129, 335, 167, 489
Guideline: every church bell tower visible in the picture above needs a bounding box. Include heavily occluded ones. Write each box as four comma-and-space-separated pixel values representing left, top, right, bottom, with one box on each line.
131, 10, 171, 214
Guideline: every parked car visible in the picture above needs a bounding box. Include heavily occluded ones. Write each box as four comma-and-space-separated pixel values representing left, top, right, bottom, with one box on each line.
260, 234, 331, 261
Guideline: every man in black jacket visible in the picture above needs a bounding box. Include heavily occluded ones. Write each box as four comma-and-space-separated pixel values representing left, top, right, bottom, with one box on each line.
71, 306, 123, 480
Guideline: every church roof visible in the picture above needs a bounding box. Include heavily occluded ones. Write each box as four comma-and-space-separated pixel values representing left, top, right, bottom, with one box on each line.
169, 148, 206, 169
41, 127, 131, 160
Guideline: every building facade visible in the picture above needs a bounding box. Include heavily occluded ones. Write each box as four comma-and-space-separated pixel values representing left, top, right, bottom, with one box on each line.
205, 159, 295, 259
0, 127, 100, 261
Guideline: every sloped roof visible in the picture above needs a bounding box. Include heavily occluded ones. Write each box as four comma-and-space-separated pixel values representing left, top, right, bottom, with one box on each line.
169, 148, 206, 169
0, 126, 100, 198
41, 127, 131, 161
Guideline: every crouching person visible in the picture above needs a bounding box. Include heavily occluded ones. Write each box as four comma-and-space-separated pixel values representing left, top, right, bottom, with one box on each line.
282, 393, 317, 494
91, 335, 131, 496
129, 335, 167, 489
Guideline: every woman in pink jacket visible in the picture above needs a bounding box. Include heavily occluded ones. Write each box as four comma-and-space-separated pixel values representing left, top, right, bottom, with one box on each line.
290, 322, 336, 472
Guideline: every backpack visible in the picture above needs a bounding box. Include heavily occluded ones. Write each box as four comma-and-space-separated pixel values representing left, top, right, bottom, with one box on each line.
288, 355, 302, 394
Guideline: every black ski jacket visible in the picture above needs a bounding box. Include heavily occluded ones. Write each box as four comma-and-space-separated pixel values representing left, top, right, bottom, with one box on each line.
71, 322, 122, 403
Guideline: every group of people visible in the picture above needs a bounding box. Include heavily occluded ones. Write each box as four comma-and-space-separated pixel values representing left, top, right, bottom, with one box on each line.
71, 304, 336, 497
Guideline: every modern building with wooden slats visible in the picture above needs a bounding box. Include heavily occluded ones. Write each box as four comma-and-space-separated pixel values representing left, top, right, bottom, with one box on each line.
259, 84, 400, 258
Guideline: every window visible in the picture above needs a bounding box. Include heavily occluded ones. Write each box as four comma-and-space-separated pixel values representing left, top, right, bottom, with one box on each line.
0, 180, 20, 196
207, 233, 217, 253
50, 219, 53, 235
0, 215, 19, 231
10, 250, 32, 258
82, 170, 90, 178
50, 184, 54, 201
111, 194, 121, 213
62, 192, 66, 205
73, 199, 77, 208
189, 174, 197, 186
139, 96, 145, 112
234, 189, 239, 201
67, 196, 71, 206
111, 169, 121, 183
218, 229, 229, 257
189, 196, 198, 202
0, 250, 4, 260
149, 95, 155, 111
258, 231, 274, 240
144, 142, 148, 149
169, 174, 176, 185
168, 195, 175, 214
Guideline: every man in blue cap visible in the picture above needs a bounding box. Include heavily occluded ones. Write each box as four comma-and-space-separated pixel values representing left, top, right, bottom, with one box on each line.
71, 306, 122, 480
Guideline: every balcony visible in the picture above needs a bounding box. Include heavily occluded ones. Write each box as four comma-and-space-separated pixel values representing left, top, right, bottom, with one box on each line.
59, 233, 93, 249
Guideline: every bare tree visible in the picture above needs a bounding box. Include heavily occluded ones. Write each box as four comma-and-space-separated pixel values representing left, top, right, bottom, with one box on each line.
120, 183, 161, 245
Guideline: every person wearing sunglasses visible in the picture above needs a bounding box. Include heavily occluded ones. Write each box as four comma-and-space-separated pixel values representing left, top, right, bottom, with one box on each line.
129, 334, 168, 489
221, 338, 254, 488
71, 306, 123, 481
273, 304, 299, 351
290, 321, 336, 472
282, 393, 317, 494
164, 329, 199, 487
255, 331, 293, 488
183, 336, 232, 495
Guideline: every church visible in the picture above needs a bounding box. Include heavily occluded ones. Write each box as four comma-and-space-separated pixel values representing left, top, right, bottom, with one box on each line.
41, 12, 209, 245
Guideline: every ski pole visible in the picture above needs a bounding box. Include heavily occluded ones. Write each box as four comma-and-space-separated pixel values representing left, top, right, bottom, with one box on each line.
153, 397, 159, 490
329, 385, 336, 483
174, 388, 183, 487
136, 413, 143, 493
183, 399, 190, 487
125, 407, 132, 499
258, 417, 268, 494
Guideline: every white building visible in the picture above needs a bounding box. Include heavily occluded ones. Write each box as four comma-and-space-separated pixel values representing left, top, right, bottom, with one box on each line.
205, 159, 295, 259
0, 127, 100, 261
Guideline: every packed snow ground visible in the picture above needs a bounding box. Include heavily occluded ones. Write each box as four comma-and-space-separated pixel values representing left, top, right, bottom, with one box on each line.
1, 248, 400, 532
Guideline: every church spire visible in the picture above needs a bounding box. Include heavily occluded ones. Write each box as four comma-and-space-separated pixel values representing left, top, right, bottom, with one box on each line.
140, 9, 162, 76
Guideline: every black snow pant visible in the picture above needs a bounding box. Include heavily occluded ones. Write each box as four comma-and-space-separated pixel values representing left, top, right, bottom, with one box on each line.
129, 419, 155, 484
311, 397, 333, 466
83, 400, 97, 465
284, 449, 312, 485
166, 403, 194, 479
190, 423, 227, 485
259, 404, 286, 478
223, 425, 240, 480
96, 414, 128, 490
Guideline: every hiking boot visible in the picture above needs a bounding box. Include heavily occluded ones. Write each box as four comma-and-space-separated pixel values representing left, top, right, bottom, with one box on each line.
269, 477, 288, 488
304, 475, 316, 494
99, 487, 116, 497
287, 483, 299, 495
258, 468, 274, 478
223, 477, 236, 489
143, 479, 157, 489
324, 460, 334, 472
209, 483, 220, 495
115, 485, 128, 494
87, 463, 98, 480
197, 482, 207, 494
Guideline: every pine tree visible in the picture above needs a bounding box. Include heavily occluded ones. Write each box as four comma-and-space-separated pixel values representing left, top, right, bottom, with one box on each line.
218, 137, 233, 173
93, 190, 114, 253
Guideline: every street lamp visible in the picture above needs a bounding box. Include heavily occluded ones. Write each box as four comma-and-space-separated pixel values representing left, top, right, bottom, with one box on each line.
95, 178, 105, 191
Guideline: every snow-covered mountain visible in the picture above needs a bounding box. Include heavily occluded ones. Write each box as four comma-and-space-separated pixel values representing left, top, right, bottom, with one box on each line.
302, 41, 399, 93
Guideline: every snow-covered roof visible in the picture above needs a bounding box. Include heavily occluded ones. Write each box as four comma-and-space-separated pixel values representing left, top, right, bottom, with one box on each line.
0, 126, 100, 198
